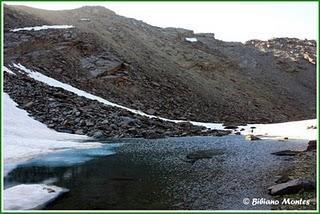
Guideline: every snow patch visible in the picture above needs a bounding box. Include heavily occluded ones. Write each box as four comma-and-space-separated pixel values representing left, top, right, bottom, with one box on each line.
239, 119, 317, 140
4, 184, 68, 210
185, 37, 198, 42
4, 66, 16, 75
79, 18, 90, 21
10, 25, 74, 32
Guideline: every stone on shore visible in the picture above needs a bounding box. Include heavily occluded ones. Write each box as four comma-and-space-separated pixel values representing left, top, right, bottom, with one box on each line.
306, 140, 316, 151
268, 179, 315, 196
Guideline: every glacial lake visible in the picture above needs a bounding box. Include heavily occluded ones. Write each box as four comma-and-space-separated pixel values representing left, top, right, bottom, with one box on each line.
4, 135, 307, 210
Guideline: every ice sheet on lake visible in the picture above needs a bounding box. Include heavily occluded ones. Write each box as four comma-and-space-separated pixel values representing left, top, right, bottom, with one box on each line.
10, 25, 74, 32
4, 184, 68, 210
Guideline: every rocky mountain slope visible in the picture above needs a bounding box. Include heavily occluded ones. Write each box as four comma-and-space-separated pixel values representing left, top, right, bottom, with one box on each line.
4, 5, 317, 125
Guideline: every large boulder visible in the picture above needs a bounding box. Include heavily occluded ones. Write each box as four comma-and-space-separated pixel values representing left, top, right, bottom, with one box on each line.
268, 179, 315, 195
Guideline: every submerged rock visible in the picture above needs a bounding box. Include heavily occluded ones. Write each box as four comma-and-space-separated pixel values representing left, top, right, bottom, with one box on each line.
186, 149, 224, 161
271, 150, 301, 156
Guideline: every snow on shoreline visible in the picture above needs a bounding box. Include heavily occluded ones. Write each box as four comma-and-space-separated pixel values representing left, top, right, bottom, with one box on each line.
9, 64, 317, 140
4, 184, 68, 210
239, 119, 317, 140
10, 25, 74, 32
3, 93, 103, 176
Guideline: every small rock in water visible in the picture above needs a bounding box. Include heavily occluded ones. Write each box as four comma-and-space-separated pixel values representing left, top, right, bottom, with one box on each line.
245, 134, 261, 141
268, 179, 315, 195
271, 150, 301, 156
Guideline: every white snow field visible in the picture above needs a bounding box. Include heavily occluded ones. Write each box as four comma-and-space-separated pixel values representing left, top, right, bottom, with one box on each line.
3, 92, 105, 175
10, 25, 74, 32
10, 64, 317, 140
4, 184, 69, 210
239, 119, 317, 140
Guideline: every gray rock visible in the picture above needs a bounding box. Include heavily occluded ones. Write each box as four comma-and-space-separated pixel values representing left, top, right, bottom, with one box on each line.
75, 129, 84, 135
85, 120, 95, 127
268, 179, 315, 195
23, 101, 34, 108
146, 109, 156, 115
119, 116, 136, 126
92, 130, 105, 139
101, 119, 109, 124
110, 124, 118, 129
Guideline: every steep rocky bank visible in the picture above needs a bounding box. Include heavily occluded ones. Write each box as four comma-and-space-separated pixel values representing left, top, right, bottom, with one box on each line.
4, 5, 316, 124
4, 71, 229, 139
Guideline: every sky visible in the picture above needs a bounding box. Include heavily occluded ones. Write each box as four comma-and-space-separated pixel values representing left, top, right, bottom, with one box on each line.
4, 1, 318, 42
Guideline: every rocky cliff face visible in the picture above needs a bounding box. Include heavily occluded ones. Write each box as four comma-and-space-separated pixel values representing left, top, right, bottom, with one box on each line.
4, 5, 317, 124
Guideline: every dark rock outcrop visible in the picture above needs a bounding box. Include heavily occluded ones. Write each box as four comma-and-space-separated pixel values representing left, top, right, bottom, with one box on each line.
306, 140, 316, 151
